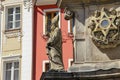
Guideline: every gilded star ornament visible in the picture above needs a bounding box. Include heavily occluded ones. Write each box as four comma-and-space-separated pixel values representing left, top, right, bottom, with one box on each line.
88, 8, 120, 48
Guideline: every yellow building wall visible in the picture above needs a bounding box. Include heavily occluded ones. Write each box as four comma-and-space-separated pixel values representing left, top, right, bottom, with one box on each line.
2, 36, 22, 56
1, 1, 23, 80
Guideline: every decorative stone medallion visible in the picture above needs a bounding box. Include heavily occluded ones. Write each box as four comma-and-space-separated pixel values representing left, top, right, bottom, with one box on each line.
88, 8, 120, 48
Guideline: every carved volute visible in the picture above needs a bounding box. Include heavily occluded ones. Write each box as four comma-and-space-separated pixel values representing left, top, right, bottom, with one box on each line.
88, 8, 120, 48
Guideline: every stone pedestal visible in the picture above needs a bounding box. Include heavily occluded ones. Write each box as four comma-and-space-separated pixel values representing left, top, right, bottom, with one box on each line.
40, 68, 120, 80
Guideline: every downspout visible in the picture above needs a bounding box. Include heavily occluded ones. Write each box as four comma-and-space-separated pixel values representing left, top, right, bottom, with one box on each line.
32, 0, 36, 80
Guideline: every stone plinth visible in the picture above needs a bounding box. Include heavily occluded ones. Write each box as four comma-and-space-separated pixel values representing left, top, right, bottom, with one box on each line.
40, 68, 120, 80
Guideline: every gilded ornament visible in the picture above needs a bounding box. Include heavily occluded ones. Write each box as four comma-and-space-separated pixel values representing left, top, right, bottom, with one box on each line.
88, 8, 120, 48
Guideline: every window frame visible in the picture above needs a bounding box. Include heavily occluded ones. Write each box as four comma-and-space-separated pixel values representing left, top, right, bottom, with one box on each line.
68, 59, 73, 68
42, 60, 49, 72
5, 5, 21, 31
68, 18, 74, 34
4, 61, 19, 80
2, 55, 20, 80
43, 8, 61, 35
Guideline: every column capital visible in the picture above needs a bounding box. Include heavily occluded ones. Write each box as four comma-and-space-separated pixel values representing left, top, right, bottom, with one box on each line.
0, 2, 4, 13
23, 0, 33, 11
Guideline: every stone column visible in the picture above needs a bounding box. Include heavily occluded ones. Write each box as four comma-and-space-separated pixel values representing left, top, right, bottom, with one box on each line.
0, 2, 3, 80
21, 0, 33, 80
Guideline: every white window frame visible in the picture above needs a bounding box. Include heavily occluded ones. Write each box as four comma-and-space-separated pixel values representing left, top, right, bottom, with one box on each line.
68, 19, 74, 34
42, 60, 49, 72
2, 55, 20, 80
68, 58, 73, 68
68, 20, 71, 33
5, 5, 21, 31
43, 8, 61, 35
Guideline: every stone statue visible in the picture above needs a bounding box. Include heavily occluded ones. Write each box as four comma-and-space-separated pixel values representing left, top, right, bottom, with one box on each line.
46, 15, 64, 72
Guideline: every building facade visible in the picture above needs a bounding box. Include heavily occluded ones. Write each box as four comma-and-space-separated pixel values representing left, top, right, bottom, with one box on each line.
0, 0, 33, 80
33, 0, 74, 80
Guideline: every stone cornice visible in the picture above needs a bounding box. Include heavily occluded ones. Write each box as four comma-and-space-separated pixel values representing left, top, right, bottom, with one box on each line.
57, 0, 120, 8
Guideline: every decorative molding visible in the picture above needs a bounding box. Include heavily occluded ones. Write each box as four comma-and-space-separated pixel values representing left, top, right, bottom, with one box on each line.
23, 0, 32, 11
0, 2, 4, 13
88, 7, 120, 48
4, 30, 23, 42
2, 54, 21, 60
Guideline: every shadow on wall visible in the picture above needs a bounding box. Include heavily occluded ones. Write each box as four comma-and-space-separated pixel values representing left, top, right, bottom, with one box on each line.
99, 45, 120, 60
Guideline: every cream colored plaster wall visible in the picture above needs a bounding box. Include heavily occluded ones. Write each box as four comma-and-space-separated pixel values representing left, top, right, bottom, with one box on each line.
2, 37, 21, 51
1, 0, 23, 80
2, 0, 22, 57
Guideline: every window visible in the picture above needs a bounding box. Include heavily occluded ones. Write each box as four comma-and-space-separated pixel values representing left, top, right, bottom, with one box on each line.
43, 60, 50, 72
68, 59, 73, 68
44, 62, 50, 72
43, 8, 60, 35
68, 18, 74, 34
45, 11, 59, 33
6, 6, 21, 30
4, 61, 19, 80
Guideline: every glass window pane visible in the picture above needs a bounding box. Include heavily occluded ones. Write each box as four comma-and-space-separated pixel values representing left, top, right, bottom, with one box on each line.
14, 62, 19, 68
15, 21, 20, 28
6, 63, 12, 70
7, 22, 13, 29
46, 11, 59, 33
15, 14, 20, 20
54, 12, 58, 17
14, 70, 19, 80
8, 8, 13, 14
45, 63, 50, 72
6, 71, 11, 80
47, 13, 52, 20
16, 7, 20, 13
8, 15, 13, 21
46, 13, 52, 32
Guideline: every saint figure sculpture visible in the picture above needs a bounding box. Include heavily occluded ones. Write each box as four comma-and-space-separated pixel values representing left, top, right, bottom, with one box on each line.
46, 15, 64, 72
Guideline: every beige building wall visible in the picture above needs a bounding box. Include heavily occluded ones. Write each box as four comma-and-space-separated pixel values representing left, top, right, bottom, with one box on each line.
1, 0, 22, 80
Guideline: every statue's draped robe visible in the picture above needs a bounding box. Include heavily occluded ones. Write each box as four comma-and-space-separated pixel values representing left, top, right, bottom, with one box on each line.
47, 27, 64, 70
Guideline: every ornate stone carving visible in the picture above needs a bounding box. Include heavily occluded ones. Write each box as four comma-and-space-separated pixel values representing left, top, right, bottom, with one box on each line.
23, 0, 32, 11
4, 30, 23, 39
64, 7, 74, 20
0, 1, 4, 12
88, 8, 120, 48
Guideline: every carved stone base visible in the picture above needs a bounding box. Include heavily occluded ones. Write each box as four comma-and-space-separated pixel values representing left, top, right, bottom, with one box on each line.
40, 69, 120, 80
68, 60, 120, 72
